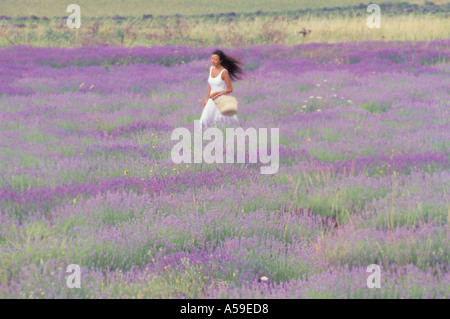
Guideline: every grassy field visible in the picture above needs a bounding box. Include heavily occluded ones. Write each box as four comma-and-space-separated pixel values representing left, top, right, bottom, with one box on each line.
0, 0, 449, 300
1, 9, 449, 47
1, 40, 449, 298
0, 0, 438, 17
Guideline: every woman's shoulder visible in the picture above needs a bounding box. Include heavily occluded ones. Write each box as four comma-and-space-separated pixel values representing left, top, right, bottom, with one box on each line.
221, 69, 228, 78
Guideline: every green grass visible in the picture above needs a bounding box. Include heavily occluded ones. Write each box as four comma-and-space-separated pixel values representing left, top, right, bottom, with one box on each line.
309, 149, 349, 163
359, 102, 392, 114
374, 200, 448, 230
322, 226, 449, 271
99, 207, 138, 226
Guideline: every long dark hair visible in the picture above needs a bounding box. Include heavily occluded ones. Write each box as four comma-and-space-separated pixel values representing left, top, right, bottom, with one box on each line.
212, 49, 244, 81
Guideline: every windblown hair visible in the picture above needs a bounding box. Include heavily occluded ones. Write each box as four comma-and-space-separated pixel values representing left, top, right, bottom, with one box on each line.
212, 49, 244, 81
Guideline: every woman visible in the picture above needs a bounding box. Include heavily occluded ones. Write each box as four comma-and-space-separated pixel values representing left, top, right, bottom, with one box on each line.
200, 50, 244, 129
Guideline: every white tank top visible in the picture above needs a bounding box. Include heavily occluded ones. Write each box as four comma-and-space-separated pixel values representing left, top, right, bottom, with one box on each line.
208, 66, 227, 94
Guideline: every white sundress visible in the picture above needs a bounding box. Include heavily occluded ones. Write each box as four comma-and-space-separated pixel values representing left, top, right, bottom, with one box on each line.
199, 66, 239, 129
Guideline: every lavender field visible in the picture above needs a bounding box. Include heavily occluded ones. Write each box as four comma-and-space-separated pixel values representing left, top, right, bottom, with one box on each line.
0, 39, 449, 298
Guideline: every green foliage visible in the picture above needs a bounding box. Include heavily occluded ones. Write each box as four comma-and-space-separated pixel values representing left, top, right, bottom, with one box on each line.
296, 84, 312, 92
359, 102, 392, 114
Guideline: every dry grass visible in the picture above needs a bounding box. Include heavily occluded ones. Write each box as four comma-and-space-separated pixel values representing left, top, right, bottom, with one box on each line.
0, 0, 428, 17
0, 13, 448, 47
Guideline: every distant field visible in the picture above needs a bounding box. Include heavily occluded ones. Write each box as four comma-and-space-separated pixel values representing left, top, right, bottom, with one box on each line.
0, 0, 435, 17
1, 1, 448, 47
1, 12, 448, 47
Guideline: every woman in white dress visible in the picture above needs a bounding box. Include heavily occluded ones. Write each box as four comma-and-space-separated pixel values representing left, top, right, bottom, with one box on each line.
200, 50, 244, 129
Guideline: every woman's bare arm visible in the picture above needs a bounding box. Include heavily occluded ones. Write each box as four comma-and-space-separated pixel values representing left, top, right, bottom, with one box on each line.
222, 70, 233, 94
202, 84, 211, 108
205, 84, 211, 100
